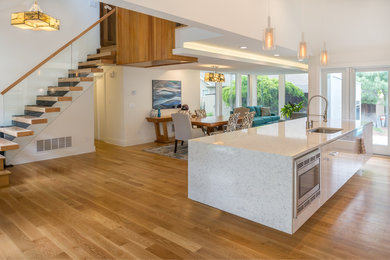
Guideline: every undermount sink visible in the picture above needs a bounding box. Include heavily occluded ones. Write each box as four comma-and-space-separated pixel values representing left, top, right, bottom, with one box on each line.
308, 127, 343, 134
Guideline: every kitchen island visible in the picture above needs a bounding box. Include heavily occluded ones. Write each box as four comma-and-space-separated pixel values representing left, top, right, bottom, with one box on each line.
188, 118, 373, 234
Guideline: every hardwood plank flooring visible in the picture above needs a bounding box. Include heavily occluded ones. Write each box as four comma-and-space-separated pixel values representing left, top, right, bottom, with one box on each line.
0, 140, 389, 259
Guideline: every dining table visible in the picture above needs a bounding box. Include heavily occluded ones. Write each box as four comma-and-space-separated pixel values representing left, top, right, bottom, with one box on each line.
191, 115, 231, 134
146, 115, 232, 142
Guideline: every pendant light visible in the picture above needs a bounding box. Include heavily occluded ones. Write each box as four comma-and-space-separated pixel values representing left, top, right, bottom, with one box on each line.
263, 0, 275, 50
204, 66, 225, 83
320, 42, 328, 65
11, 0, 60, 31
297, 32, 308, 61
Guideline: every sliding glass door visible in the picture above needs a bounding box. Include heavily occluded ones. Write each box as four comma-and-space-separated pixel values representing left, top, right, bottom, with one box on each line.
354, 69, 390, 155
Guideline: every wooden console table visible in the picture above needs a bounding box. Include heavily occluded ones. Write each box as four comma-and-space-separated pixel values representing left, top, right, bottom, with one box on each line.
146, 117, 175, 143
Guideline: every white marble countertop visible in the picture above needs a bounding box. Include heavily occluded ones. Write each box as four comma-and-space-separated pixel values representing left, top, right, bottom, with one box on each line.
191, 118, 369, 158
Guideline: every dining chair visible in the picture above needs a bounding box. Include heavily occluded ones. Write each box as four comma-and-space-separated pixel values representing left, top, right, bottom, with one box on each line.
195, 109, 207, 118
233, 107, 250, 117
240, 111, 256, 129
171, 113, 206, 153
210, 113, 240, 135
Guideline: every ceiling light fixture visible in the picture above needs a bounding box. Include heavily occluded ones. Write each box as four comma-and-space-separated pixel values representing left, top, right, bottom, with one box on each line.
204, 66, 225, 83
297, 32, 308, 61
320, 42, 328, 65
274, 54, 280, 57
263, 0, 275, 50
240, 46, 248, 49
11, 0, 60, 31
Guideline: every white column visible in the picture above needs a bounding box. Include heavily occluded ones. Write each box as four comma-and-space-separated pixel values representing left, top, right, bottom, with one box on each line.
346, 68, 354, 120
278, 74, 286, 116
236, 73, 242, 108
215, 82, 222, 116
249, 74, 257, 106
308, 56, 321, 115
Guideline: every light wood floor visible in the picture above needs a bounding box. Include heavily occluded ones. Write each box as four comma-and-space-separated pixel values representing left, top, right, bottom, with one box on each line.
0, 141, 390, 259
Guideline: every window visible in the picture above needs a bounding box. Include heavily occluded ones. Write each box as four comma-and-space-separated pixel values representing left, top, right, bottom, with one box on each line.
241, 75, 249, 107
200, 71, 216, 116
257, 75, 279, 114
221, 73, 236, 117
285, 74, 308, 112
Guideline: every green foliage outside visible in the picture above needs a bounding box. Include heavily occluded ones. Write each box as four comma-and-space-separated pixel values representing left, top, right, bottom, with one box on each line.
357, 72, 388, 105
222, 75, 307, 114
256, 76, 279, 113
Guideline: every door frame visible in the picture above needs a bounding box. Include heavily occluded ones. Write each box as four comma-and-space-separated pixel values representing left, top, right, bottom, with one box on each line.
351, 67, 390, 155
321, 68, 351, 120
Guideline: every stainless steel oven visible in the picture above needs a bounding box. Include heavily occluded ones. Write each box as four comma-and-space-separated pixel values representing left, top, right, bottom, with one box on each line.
294, 149, 321, 217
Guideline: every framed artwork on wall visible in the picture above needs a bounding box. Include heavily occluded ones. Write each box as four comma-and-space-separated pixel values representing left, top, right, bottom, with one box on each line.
152, 80, 182, 109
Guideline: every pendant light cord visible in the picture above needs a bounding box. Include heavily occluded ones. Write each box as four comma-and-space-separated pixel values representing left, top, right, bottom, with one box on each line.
267, 0, 270, 17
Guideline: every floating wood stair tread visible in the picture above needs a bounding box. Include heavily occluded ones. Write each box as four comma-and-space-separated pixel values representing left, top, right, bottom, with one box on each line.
58, 77, 93, 82
0, 127, 34, 137
13, 116, 48, 125
0, 155, 5, 160
78, 59, 114, 67
36, 96, 72, 102
0, 138, 19, 151
48, 86, 83, 92
68, 68, 104, 75
98, 45, 116, 53
25, 105, 61, 113
0, 170, 11, 176
87, 51, 115, 60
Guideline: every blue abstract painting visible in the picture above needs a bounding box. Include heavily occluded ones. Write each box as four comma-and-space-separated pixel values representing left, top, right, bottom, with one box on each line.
152, 80, 182, 109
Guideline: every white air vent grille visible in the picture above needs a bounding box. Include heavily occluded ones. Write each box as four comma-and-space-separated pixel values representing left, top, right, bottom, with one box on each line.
37, 136, 72, 152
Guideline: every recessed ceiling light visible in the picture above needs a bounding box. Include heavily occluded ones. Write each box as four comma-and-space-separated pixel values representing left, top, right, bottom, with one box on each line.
240, 46, 247, 49
274, 54, 280, 57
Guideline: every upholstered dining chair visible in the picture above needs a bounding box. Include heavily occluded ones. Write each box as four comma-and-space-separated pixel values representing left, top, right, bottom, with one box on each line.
233, 107, 250, 117
210, 113, 240, 135
171, 113, 206, 153
195, 109, 207, 118
240, 111, 256, 129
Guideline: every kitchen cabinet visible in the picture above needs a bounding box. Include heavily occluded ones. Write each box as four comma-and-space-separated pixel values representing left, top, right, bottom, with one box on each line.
320, 123, 373, 203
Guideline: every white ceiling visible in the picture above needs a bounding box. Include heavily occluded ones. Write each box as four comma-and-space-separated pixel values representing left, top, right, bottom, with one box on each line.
103, 0, 390, 71
173, 26, 307, 73
159, 55, 306, 75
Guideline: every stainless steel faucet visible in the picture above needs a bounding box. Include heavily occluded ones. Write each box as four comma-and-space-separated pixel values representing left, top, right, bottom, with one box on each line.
306, 95, 328, 129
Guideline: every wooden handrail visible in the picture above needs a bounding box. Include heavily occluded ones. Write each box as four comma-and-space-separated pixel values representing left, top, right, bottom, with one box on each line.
1, 7, 117, 95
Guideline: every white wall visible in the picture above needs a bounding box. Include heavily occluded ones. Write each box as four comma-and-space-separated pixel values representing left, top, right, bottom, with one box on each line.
95, 67, 200, 146
0, 0, 100, 90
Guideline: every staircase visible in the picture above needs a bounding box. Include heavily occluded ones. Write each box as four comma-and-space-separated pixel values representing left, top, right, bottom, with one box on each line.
0, 46, 116, 187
